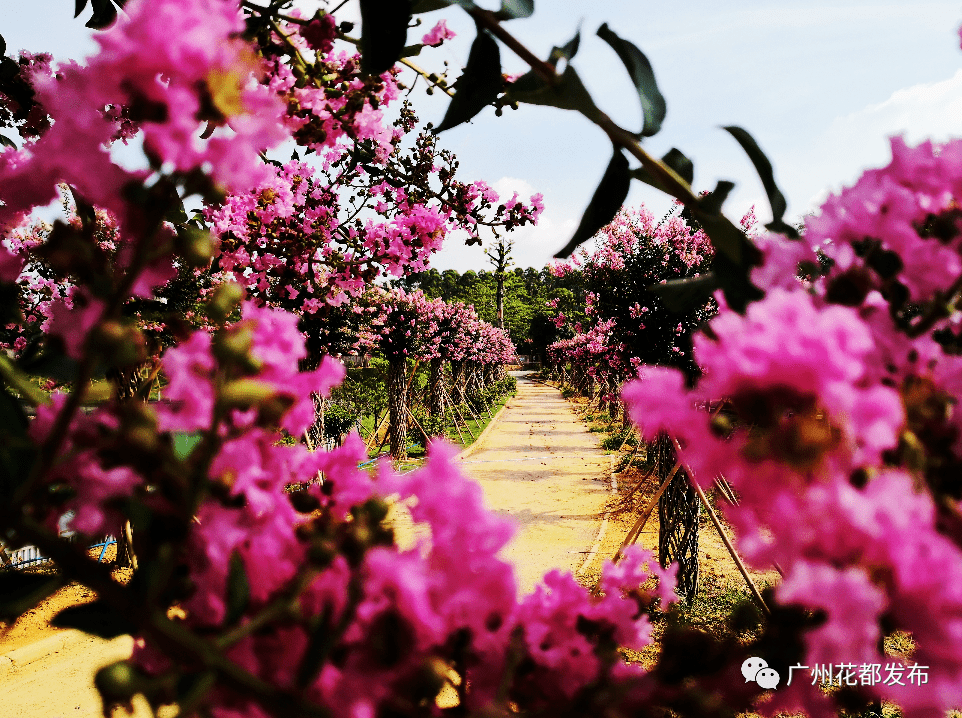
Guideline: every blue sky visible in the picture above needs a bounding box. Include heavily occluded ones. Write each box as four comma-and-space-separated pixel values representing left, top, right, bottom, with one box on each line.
5, 0, 962, 271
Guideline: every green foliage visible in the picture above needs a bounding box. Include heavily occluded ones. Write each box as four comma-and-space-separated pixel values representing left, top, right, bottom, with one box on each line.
596, 24, 665, 138
722, 126, 798, 239
554, 148, 631, 259
601, 428, 635, 451
435, 31, 503, 132
581, 207, 716, 376
53, 600, 137, 639
325, 359, 390, 442
74, 0, 127, 29
359, 0, 413, 76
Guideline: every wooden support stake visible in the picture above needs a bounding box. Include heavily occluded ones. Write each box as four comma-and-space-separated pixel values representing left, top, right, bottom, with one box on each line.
443, 385, 475, 440
365, 410, 388, 451
614, 459, 683, 563
406, 406, 431, 445
672, 439, 770, 616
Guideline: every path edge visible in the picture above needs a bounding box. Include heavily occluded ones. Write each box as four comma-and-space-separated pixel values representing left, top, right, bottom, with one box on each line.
455, 400, 511, 461
575, 455, 618, 578
0, 630, 132, 679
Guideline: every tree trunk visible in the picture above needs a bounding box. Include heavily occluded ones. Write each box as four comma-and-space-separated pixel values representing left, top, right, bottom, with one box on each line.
429, 359, 444, 419
108, 363, 148, 569
496, 271, 505, 329
388, 357, 408, 461
451, 360, 467, 405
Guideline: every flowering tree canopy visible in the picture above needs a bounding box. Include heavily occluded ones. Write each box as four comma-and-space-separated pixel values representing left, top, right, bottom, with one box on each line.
2, 1, 962, 718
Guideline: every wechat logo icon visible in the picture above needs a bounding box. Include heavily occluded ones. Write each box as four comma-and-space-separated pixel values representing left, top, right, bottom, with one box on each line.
742, 657, 780, 690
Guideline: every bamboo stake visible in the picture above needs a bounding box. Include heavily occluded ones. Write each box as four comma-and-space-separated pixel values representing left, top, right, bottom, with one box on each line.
444, 391, 467, 446
614, 459, 683, 562
404, 360, 421, 394
672, 439, 770, 616
442, 384, 475, 440
406, 405, 431, 445
365, 409, 388, 451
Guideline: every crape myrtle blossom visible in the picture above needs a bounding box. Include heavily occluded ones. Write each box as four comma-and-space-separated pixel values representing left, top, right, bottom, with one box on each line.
346, 287, 515, 366
547, 203, 720, 398
0, 0, 289, 234
809, 137, 962, 303
120, 303, 676, 718
422, 20, 456, 47
207, 126, 543, 312
0, 1, 684, 717
11, 1, 962, 716
622, 133, 962, 716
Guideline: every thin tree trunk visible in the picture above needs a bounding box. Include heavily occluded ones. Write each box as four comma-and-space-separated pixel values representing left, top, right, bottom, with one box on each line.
108, 363, 148, 569
428, 358, 444, 420
388, 357, 408, 461
451, 360, 467, 405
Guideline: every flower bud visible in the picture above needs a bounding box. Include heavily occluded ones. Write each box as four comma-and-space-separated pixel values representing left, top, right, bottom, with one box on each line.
207, 283, 244, 323
91, 321, 146, 367
219, 379, 277, 408
212, 325, 256, 369
94, 661, 142, 709
175, 225, 216, 268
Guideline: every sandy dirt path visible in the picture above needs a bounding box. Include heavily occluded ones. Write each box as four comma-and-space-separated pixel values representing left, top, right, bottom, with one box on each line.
456, 372, 612, 594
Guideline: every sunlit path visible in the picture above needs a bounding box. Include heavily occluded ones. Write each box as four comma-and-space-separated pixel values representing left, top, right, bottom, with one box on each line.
457, 372, 612, 595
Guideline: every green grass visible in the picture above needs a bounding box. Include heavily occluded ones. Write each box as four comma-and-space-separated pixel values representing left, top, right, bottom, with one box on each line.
669, 579, 763, 635
360, 389, 516, 462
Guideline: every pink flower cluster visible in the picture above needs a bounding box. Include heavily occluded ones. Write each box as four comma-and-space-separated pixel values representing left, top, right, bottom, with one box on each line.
622, 135, 962, 717
421, 20, 456, 47
127, 310, 672, 717
0, 0, 288, 233
808, 137, 962, 301
350, 287, 515, 366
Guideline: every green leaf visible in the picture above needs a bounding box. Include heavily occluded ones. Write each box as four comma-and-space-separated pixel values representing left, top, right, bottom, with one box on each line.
685, 180, 745, 263
674, 179, 765, 313
53, 601, 136, 639
164, 196, 188, 225
224, 551, 250, 627
630, 148, 694, 194
554, 148, 630, 259
661, 148, 693, 185
698, 179, 734, 216
74, 0, 87, 18
172, 432, 203, 460
411, 0, 454, 11
630, 166, 666, 193
67, 184, 97, 232
495, 0, 534, 20
722, 125, 799, 239
359, 0, 413, 76
0, 386, 27, 435
16, 344, 79, 384
0, 134, 17, 150
435, 30, 502, 133
509, 65, 603, 124
596, 23, 666, 137
0, 573, 64, 621
86, 0, 118, 29
647, 272, 720, 313
549, 29, 581, 67
0, 353, 47, 406
712, 247, 766, 313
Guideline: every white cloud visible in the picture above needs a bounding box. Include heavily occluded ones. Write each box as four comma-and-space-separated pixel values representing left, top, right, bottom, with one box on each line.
799, 68, 962, 211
